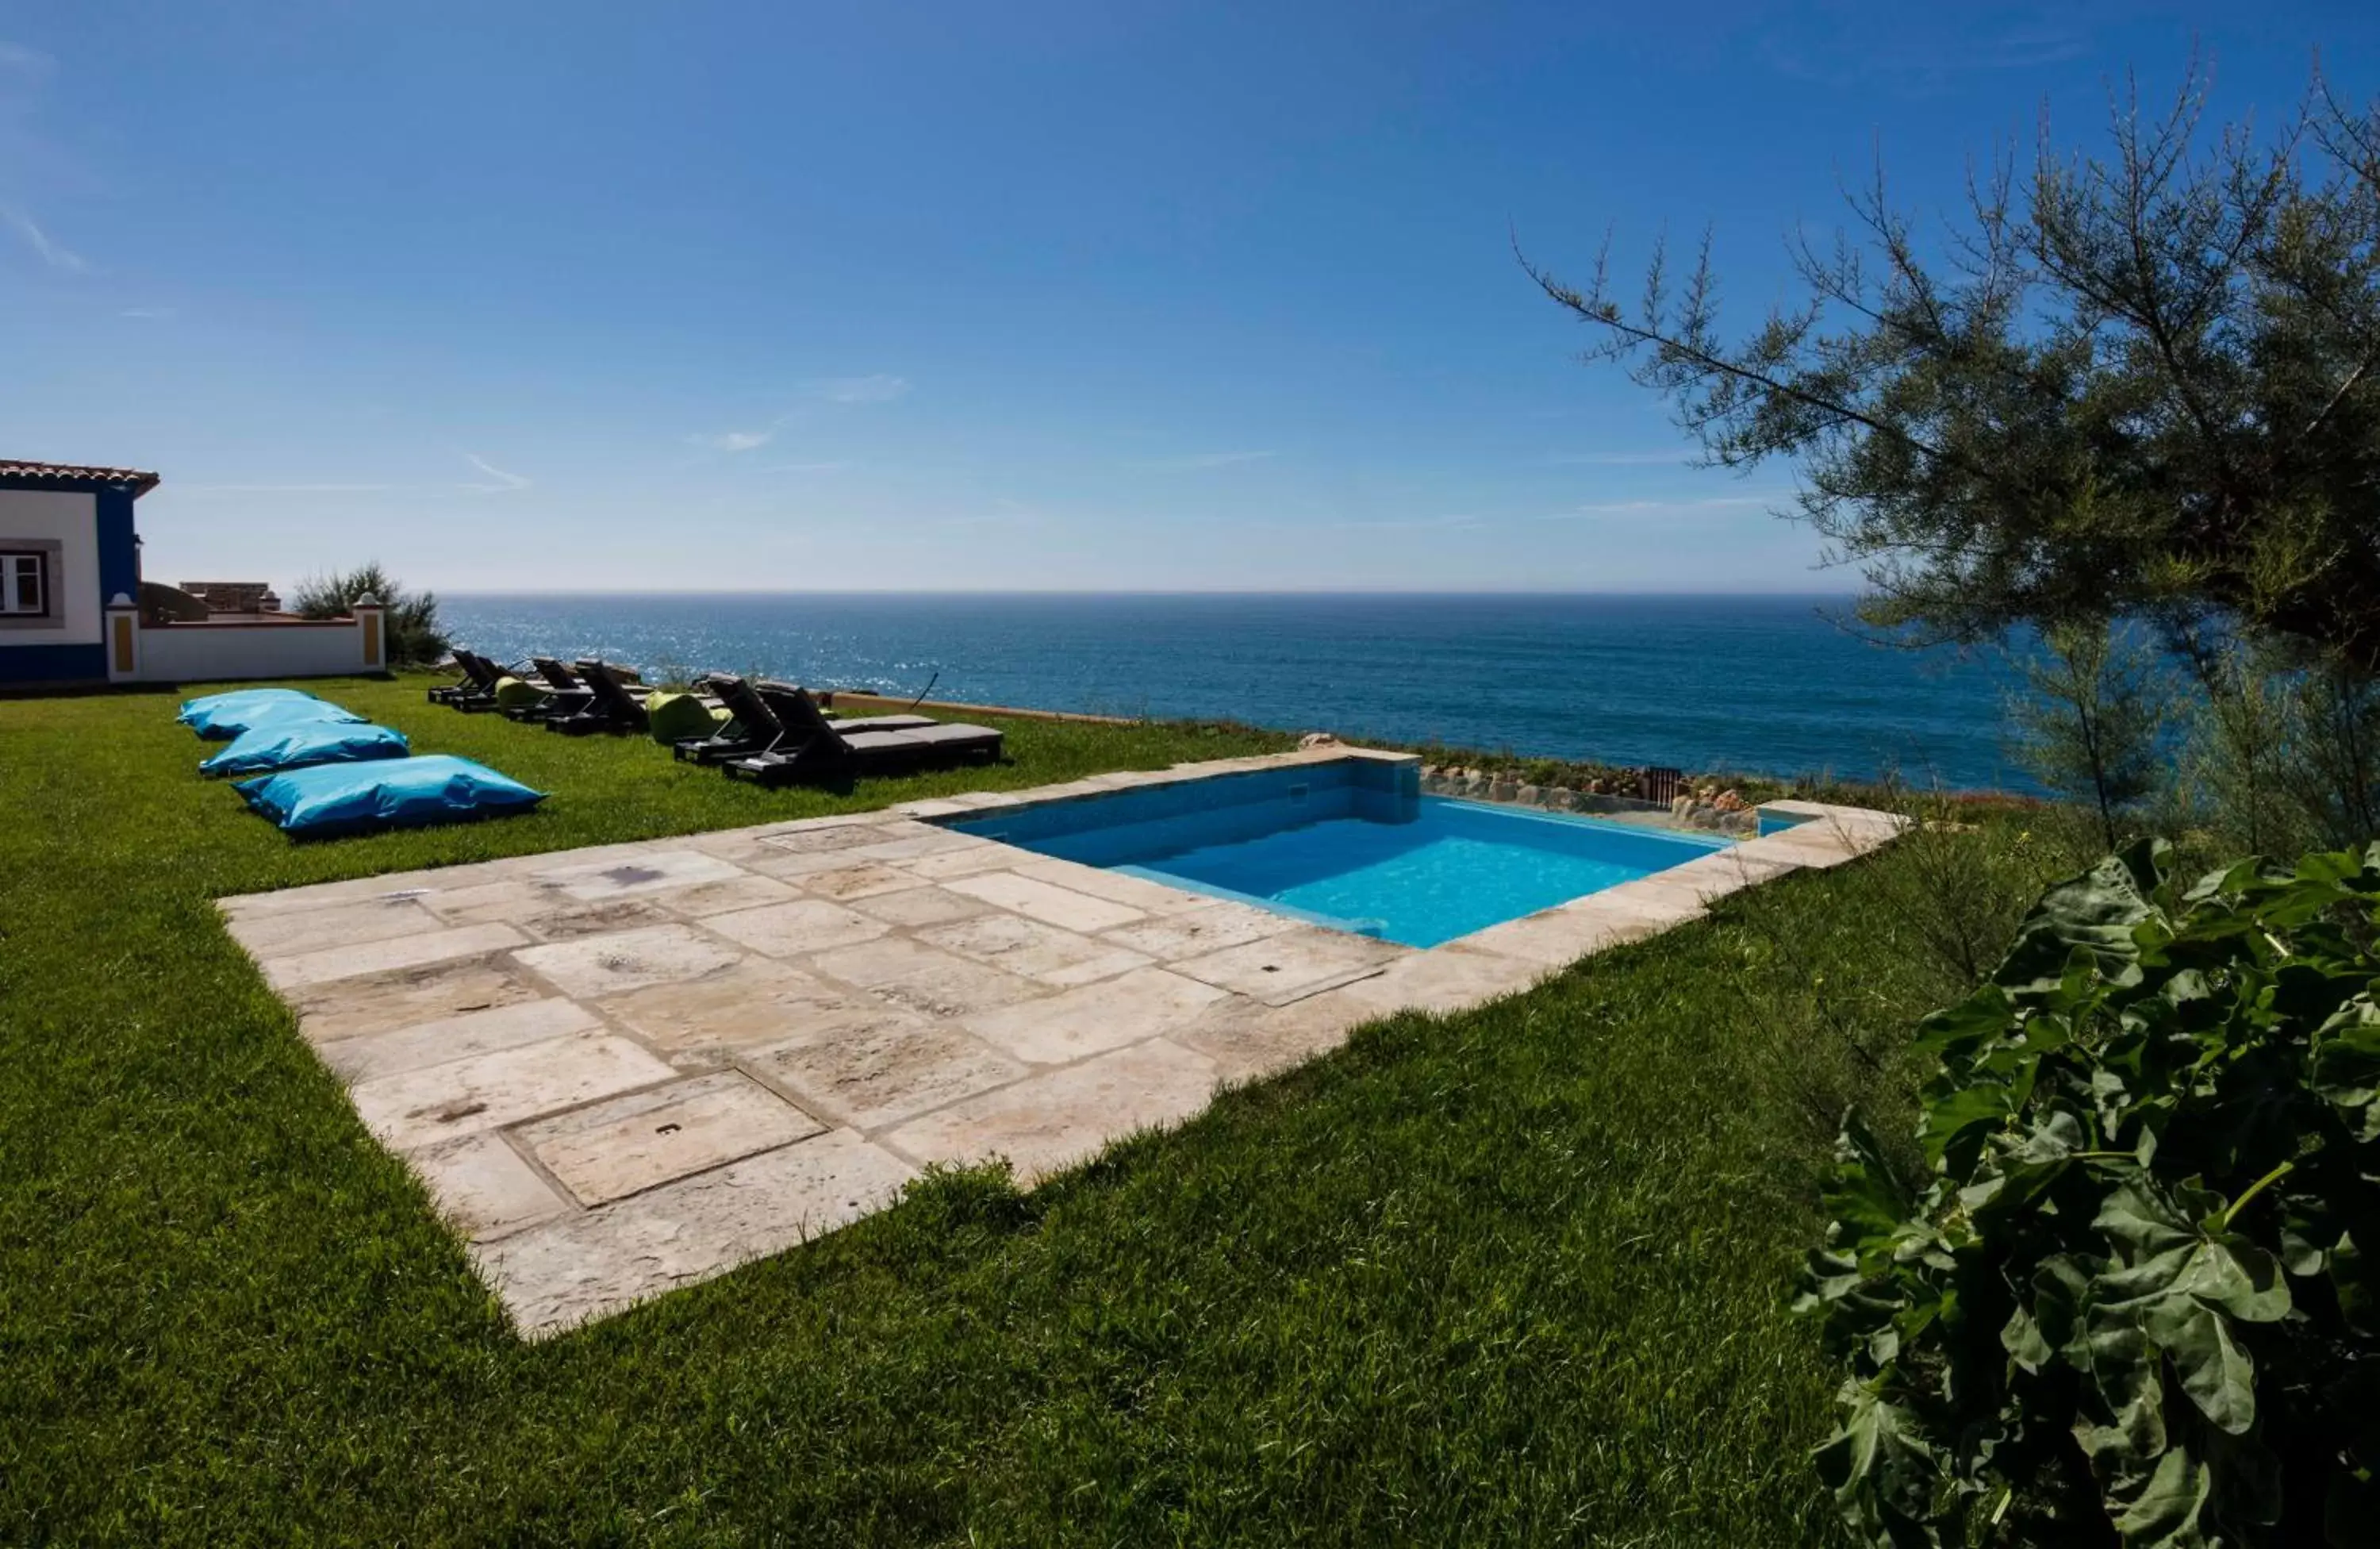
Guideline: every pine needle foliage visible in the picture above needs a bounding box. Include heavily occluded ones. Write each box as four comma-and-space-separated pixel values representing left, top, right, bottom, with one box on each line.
289, 561, 448, 667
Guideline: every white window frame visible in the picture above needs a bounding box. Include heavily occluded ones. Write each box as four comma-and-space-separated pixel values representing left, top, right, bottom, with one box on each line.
1, 551, 48, 617
0, 540, 64, 631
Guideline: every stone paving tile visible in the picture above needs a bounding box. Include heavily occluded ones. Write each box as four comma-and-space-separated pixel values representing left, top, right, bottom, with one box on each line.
407, 1132, 570, 1243
1011, 859, 1216, 916
752, 812, 895, 836
942, 871, 1147, 933
892, 798, 975, 819
476, 1129, 918, 1338
916, 913, 1151, 988
847, 884, 996, 928
1171, 927, 1404, 1006
759, 824, 898, 856
219, 874, 450, 918
1100, 900, 1302, 961
290, 953, 549, 1042
839, 829, 991, 863
702, 898, 890, 958
677, 827, 816, 866
415, 878, 566, 928
1173, 990, 1373, 1084
315, 997, 601, 1083
263, 922, 530, 991
1452, 894, 1677, 967
797, 863, 923, 902
1741, 829, 1869, 869
961, 967, 1228, 1064
350, 1032, 678, 1152
516, 897, 679, 942
514, 924, 747, 999
531, 848, 750, 902
644, 873, 804, 918
882, 1039, 1219, 1184
221, 895, 448, 961
1636, 849, 1805, 903
598, 957, 905, 1063
519, 856, 733, 904
895, 790, 1023, 815
807, 936, 1048, 1020
743, 1019, 1027, 1131
894, 845, 1023, 882
1576, 881, 1712, 928
739, 846, 898, 881
1330, 945, 1545, 1017
517, 1070, 826, 1206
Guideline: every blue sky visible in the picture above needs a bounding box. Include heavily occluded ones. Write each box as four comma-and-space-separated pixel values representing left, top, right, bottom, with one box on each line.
2, 2, 2370, 593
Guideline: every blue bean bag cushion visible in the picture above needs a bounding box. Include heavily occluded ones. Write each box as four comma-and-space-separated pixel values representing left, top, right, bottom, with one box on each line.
235, 755, 547, 836
186, 697, 369, 740
200, 720, 411, 778
177, 687, 317, 733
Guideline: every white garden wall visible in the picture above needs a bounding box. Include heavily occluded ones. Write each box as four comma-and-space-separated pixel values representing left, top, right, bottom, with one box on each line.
136, 618, 373, 682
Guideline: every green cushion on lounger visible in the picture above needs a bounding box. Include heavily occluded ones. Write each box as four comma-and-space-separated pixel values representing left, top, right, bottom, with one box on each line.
493, 675, 546, 711
643, 691, 720, 746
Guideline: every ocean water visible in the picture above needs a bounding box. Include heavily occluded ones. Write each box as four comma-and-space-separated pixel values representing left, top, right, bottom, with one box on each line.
437, 593, 2028, 789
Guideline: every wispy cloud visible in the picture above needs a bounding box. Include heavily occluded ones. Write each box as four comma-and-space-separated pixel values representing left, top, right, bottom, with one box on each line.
120, 306, 175, 320
460, 453, 531, 492
2, 206, 86, 272
1152, 450, 1275, 471
0, 40, 56, 82
1762, 14, 2088, 89
810, 373, 909, 404
688, 429, 776, 452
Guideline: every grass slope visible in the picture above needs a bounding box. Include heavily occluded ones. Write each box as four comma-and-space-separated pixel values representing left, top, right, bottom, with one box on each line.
0, 675, 2082, 1545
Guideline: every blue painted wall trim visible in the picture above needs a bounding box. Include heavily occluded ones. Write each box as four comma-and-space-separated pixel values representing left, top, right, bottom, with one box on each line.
94, 490, 140, 604
0, 642, 109, 685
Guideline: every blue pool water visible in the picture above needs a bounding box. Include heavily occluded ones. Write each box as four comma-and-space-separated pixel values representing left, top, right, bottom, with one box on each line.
950, 760, 1727, 948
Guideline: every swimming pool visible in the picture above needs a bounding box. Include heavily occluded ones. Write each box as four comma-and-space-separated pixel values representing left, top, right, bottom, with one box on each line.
947, 758, 1731, 948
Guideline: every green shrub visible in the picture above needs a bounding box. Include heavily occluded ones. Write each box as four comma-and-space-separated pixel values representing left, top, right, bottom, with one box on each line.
290, 562, 448, 667
1799, 839, 2380, 1546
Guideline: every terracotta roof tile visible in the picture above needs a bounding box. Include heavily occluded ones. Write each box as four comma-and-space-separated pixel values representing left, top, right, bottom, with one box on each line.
0, 459, 162, 494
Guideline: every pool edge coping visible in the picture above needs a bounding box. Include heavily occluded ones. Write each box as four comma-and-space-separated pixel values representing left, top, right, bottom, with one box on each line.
895, 746, 1910, 970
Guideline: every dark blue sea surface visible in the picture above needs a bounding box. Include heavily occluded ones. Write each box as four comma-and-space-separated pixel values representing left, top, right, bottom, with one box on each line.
438, 593, 2027, 789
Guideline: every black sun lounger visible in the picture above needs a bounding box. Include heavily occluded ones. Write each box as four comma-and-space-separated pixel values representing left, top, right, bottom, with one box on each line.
499, 656, 597, 723
428, 650, 497, 705
544, 659, 651, 736
721, 684, 1001, 788
671, 674, 784, 764
445, 650, 524, 713
674, 675, 939, 764
754, 680, 936, 735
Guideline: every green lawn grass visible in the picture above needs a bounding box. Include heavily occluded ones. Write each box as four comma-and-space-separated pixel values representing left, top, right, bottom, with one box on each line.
0, 675, 2089, 1544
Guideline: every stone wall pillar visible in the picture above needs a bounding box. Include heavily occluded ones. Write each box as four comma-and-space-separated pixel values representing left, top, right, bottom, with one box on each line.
105, 592, 140, 683
353, 593, 386, 671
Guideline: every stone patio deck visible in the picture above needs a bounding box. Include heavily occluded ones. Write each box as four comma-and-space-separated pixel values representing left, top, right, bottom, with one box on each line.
218, 748, 1902, 1336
